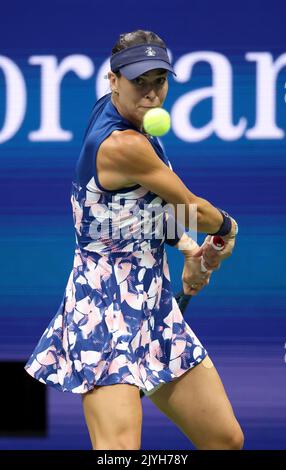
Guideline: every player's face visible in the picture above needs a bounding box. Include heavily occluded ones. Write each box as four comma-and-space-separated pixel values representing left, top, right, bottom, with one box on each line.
110, 69, 168, 130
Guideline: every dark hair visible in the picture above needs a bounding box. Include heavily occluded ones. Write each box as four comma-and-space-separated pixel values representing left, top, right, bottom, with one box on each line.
111, 30, 167, 77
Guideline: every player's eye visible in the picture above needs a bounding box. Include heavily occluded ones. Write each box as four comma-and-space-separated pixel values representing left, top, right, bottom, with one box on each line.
133, 77, 166, 87
156, 77, 166, 85
133, 78, 145, 86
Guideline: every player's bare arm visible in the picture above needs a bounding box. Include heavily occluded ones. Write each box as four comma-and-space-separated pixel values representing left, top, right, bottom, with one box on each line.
99, 129, 229, 235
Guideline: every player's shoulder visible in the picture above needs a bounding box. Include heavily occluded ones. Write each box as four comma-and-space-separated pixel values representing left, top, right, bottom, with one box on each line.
104, 129, 148, 152
100, 130, 153, 167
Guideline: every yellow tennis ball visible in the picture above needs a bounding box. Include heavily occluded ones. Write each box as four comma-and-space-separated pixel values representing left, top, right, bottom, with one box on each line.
143, 107, 171, 137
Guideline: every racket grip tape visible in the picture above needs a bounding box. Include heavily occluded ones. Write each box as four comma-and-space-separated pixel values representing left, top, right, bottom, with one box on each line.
175, 289, 192, 314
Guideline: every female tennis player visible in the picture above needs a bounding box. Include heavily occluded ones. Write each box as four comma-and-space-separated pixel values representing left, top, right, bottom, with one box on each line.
24, 30, 243, 450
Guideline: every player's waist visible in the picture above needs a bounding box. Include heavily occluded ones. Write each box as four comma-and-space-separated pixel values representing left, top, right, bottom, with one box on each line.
75, 237, 165, 258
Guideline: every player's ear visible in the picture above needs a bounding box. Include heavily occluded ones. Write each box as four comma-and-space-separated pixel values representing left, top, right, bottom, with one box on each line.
108, 71, 118, 92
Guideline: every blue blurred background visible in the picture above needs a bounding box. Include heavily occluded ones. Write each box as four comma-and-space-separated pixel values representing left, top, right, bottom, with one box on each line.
0, 0, 285, 450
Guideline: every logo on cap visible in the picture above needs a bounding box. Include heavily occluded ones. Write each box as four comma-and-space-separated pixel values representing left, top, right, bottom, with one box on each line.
145, 47, 156, 57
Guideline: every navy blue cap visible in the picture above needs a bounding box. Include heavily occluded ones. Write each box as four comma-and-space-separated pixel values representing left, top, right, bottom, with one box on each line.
110, 44, 176, 80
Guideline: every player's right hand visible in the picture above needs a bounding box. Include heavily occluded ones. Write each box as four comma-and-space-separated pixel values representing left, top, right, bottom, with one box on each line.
220, 217, 237, 259
201, 234, 235, 265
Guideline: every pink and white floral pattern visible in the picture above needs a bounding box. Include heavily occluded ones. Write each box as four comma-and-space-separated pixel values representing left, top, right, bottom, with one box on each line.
24, 179, 207, 394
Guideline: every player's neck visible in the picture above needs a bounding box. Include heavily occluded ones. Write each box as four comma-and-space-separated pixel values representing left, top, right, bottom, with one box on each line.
111, 94, 143, 132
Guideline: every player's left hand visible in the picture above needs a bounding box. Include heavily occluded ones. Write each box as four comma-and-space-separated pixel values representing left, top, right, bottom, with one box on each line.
182, 256, 212, 295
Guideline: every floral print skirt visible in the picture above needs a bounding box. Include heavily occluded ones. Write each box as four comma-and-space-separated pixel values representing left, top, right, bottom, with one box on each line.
24, 244, 208, 394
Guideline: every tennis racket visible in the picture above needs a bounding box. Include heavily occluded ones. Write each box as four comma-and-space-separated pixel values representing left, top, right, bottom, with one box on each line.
140, 235, 224, 399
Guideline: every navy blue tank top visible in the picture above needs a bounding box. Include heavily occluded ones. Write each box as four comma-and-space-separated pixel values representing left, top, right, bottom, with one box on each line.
71, 93, 174, 256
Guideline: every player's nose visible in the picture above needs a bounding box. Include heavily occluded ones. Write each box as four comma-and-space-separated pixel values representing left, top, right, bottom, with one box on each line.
144, 87, 157, 100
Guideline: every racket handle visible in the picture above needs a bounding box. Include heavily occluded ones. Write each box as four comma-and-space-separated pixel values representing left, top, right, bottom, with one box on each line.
175, 289, 192, 314
200, 235, 225, 272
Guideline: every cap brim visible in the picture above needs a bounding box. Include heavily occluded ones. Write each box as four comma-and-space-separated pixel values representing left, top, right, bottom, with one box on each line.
119, 60, 176, 80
